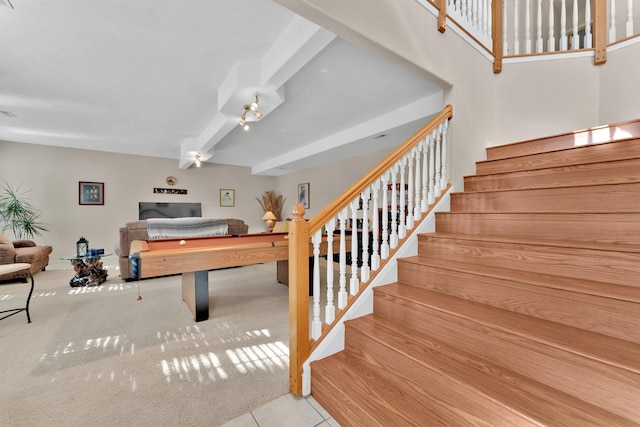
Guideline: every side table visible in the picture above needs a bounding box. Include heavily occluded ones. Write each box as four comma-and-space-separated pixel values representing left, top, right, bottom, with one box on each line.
61, 254, 111, 287
0, 263, 34, 323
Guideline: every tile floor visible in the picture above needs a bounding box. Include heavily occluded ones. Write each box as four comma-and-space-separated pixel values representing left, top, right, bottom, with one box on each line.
221, 393, 342, 427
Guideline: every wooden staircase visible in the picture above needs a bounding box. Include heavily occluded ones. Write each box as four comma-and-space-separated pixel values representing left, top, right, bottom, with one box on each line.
310, 127, 640, 426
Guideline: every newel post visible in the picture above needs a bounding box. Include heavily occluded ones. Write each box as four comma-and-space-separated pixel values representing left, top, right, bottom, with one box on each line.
492, 0, 504, 73
288, 202, 310, 397
593, 0, 607, 64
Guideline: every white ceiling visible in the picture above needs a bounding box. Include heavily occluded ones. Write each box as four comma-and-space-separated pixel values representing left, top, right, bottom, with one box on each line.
0, 0, 443, 176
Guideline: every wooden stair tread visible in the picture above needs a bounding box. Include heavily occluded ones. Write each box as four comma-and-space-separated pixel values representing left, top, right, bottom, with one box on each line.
434, 211, 640, 245
401, 254, 640, 304
484, 120, 640, 160
419, 231, 640, 254
457, 179, 640, 195
312, 351, 462, 426
464, 157, 640, 191
375, 282, 640, 374
476, 138, 640, 175
345, 315, 634, 426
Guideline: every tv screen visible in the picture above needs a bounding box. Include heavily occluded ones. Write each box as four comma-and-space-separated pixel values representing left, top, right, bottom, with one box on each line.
139, 202, 202, 220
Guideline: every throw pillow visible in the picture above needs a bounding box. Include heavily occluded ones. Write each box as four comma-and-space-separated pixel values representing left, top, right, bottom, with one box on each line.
0, 233, 14, 248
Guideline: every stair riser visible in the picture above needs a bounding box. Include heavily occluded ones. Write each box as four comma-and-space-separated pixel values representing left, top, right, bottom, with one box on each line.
435, 212, 640, 245
416, 236, 640, 287
477, 139, 640, 175
464, 158, 640, 192
343, 326, 539, 426
484, 123, 640, 161
397, 259, 640, 343
451, 182, 640, 213
373, 289, 640, 420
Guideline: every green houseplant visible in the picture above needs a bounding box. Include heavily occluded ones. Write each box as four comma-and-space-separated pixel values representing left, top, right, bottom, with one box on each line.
0, 182, 48, 239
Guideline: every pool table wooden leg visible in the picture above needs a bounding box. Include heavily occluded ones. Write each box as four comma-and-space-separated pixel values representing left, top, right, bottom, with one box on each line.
182, 270, 209, 322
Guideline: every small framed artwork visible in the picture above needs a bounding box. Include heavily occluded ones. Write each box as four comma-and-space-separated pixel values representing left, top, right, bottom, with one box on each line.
79, 181, 104, 205
220, 189, 235, 207
298, 183, 310, 209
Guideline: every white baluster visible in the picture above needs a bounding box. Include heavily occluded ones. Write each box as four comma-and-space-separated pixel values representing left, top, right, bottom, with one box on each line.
380, 172, 390, 259
503, 0, 509, 54
609, 0, 616, 42
414, 146, 422, 221
536, 0, 543, 52
421, 136, 430, 212
398, 158, 407, 239
626, 0, 634, 37
428, 136, 435, 205
360, 187, 370, 283
370, 180, 380, 271
514, 0, 520, 54
525, 0, 532, 53
584, 0, 592, 48
483, 0, 489, 39
572, 0, 579, 49
548, 0, 556, 51
560, 0, 568, 50
434, 126, 442, 197
337, 207, 348, 309
311, 229, 322, 340
440, 120, 449, 187
349, 199, 360, 295
406, 150, 415, 230
473, 0, 479, 28
324, 218, 336, 325
390, 165, 399, 249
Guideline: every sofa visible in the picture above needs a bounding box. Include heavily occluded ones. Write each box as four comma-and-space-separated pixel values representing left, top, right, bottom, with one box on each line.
0, 234, 53, 282
115, 217, 249, 280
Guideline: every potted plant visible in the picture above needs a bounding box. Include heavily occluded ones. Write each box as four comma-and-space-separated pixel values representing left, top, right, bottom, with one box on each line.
0, 182, 48, 239
256, 191, 286, 220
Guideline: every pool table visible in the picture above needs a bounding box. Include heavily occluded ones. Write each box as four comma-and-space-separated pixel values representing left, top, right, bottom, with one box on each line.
129, 232, 347, 321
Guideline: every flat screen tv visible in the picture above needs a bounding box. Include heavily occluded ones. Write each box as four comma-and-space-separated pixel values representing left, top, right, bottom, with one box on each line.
139, 202, 202, 220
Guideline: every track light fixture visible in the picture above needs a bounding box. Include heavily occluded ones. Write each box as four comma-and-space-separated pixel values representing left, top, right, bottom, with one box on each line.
239, 93, 262, 131
194, 154, 201, 167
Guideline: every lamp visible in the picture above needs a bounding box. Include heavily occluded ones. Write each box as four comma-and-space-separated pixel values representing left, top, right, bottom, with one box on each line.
76, 236, 88, 258
262, 211, 277, 232
238, 93, 262, 131
194, 154, 201, 167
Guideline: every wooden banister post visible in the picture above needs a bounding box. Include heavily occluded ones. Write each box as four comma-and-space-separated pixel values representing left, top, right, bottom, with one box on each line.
593, 0, 607, 64
492, 0, 504, 73
288, 202, 310, 397
438, 0, 447, 33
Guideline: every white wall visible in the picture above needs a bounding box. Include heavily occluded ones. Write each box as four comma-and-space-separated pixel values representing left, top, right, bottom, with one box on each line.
0, 141, 275, 266
274, 147, 395, 219
0, 140, 393, 269
275, 0, 640, 190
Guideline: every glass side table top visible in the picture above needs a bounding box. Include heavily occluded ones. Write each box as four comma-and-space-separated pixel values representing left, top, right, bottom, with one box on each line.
61, 253, 112, 261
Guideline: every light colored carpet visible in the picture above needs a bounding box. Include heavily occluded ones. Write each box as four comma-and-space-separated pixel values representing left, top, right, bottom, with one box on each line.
0, 262, 291, 427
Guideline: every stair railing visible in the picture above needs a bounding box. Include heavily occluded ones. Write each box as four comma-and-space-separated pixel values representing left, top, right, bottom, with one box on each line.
417, 0, 640, 72
288, 104, 453, 396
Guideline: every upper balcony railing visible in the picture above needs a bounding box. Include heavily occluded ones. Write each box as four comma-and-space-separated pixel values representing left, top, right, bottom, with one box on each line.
419, 0, 640, 72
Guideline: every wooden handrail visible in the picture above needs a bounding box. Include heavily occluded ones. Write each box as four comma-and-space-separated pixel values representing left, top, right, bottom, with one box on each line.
308, 104, 453, 235
288, 105, 454, 397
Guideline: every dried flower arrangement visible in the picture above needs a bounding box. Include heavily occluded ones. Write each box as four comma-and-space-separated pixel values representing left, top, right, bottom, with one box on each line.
256, 191, 286, 221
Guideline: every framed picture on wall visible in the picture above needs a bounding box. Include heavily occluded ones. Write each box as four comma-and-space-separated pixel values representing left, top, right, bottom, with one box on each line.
220, 189, 235, 207
298, 183, 309, 209
79, 181, 104, 205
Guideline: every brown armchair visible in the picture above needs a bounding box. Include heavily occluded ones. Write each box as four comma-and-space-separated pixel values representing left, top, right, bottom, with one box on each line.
0, 234, 52, 282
